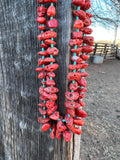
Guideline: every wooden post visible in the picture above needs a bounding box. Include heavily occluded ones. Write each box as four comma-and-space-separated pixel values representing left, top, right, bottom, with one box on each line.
0, 0, 81, 160
104, 44, 108, 59
93, 43, 97, 56
116, 45, 120, 59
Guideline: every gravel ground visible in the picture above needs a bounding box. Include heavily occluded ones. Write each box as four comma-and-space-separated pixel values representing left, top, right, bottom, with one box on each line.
80, 59, 120, 160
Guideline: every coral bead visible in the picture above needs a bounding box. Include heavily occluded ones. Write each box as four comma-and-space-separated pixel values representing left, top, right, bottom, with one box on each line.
44, 39, 56, 46
42, 92, 58, 101
67, 72, 81, 81
72, 0, 85, 6
47, 18, 58, 28
75, 109, 87, 118
73, 118, 85, 126
47, 104, 58, 115
81, 0, 91, 10
65, 101, 80, 109
38, 25, 46, 31
57, 119, 67, 132
68, 64, 88, 70
84, 17, 92, 27
50, 124, 56, 139
38, 31, 57, 41
69, 81, 78, 91
37, 6, 47, 17
44, 87, 59, 94
38, 108, 47, 115
86, 12, 93, 18
37, 0, 57, 4
78, 78, 87, 87
73, 10, 86, 20
46, 72, 56, 78
71, 56, 83, 64
46, 100, 55, 108
80, 54, 90, 61
79, 100, 85, 107
49, 111, 60, 120
37, 51, 48, 56
71, 47, 82, 55
65, 115, 73, 126
67, 108, 75, 116
69, 39, 83, 47
45, 63, 59, 72
41, 43, 49, 49
72, 31, 83, 39
36, 17, 46, 24
38, 102, 45, 107
82, 46, 93, 53
47, 47, 59, 56
36, 67, 44, 72
78, 88, 87, 93
83, 36, 94, 46
71, 126, 82, 135
39, 95, 47, 101
81, 27, 93, 34
73, 19, 83, 29
42, 123, 51, 132
56, 130, 62, 139
38, 57, 55, 65
65, 91, 79, 101
80, 71, 89, 77
38, 72, 45, 80
47, 6, 56, 17
38, 117, 50, 123
46, 77, 56, 86
63, 131, 72, 142
79, 93, 86, 99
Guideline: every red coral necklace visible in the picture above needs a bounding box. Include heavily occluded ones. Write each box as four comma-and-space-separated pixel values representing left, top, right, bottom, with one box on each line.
36, 0, 94, 142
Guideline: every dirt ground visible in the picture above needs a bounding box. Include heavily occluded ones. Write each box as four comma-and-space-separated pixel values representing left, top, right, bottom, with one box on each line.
80, 59, 120, 160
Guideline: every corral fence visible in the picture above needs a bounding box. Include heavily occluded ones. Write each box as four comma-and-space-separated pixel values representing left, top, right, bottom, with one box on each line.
90, 43, 120, 59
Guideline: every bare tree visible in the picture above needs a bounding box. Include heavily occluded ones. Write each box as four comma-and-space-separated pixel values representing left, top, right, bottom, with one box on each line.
91, 0, 120, 28
91, 0, 120, 44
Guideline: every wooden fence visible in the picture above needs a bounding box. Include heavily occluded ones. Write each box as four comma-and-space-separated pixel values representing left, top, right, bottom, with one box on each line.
90, 43, 120, 59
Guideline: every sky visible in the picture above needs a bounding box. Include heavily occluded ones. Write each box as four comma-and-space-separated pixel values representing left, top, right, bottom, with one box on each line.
91, 25, 120, 41
90, 0, 120, 42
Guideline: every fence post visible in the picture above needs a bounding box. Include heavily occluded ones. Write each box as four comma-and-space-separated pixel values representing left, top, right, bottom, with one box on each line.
116, 45, 120, 59
104, 44, 108, 59
93, 43, 97, 56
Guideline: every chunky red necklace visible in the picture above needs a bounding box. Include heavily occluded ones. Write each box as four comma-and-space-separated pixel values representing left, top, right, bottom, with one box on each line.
36, 0, 94, 142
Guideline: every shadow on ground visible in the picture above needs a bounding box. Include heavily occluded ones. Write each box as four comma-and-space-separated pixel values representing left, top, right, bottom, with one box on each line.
80, 59, 120, 160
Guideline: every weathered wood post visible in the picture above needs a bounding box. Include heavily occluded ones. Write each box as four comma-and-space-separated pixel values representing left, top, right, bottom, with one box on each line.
0, 0, 81, 160
116, 45, 120, 59
93, 43, 97, 56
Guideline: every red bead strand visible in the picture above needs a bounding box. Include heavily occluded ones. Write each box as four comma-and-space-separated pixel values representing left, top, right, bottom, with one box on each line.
36, 0, 94, 142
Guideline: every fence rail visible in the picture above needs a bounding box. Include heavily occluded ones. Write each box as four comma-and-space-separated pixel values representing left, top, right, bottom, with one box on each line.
91, 43, 120, 59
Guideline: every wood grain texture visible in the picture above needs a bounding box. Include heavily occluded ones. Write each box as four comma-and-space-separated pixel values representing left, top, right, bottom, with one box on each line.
0, 0, 81, 160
